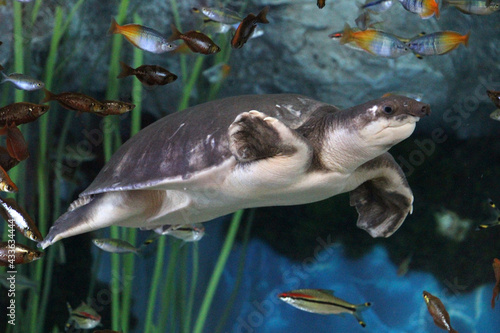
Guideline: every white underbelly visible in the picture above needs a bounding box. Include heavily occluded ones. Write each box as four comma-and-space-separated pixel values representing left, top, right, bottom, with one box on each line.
143, 170, 351, 228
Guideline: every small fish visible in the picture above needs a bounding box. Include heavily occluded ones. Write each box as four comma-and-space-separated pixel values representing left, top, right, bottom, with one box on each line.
66, 302, 101, 330
92, 238, 140, 254
340, 24, 410, 58
0, 126, 30, 161
0, 146, 20, 172
0, 166, 18, 193
406, 31, 469, 58
202, 63, 231, 83
0, 242, 44, 266
487, 89, 500, 108
397, 252, 413, 276
117, 62, 178, 87
1, 72, 45, 91
476, 199, 500, 229
42, 89, 105, 114
0, 197, 42, 241
99, 100, 135, 116
108, 18, 177, 54
0, 102, 49, 127
490, 109, 500, 121
398, 0, 440, 19
492, 258, 500, 308
443, 0, 500, 14
169, 25, 220, 55
382, 91, 424, 101
423, 291, 458, 333
279, 289, 371, 327
231, 6, 269, 49
317, 0, 326, 8
154, 223, 205, 242
192, 7, 242, 24
0, 272, 38, 291
362, 0, 394, 12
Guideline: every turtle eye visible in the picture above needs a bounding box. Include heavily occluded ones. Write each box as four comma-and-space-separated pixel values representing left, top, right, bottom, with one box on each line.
383, 106, 394, 114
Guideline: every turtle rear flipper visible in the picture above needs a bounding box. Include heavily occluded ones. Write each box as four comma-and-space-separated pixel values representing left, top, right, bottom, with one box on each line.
349, 153, 413, 238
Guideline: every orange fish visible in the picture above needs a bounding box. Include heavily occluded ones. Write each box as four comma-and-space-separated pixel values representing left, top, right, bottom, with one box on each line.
398, 0, 440, 19
423, 291, 458, 333
492, 258, 500, 308
340, 24, 410, 58
406, 31, 469, 58
108, 18, 177, 54
0, 165, 17, 193
2, 126, 29, 161
169, 25, 220, 55
42, 89, 105, 114
231, 6, 269, 49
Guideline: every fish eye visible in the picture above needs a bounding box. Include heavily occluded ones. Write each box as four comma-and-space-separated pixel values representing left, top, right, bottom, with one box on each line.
383, 106, 394, 114
6, 185, 13, 192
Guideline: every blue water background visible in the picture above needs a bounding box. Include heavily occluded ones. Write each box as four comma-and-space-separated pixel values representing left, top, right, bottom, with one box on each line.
97, 219, 499, 332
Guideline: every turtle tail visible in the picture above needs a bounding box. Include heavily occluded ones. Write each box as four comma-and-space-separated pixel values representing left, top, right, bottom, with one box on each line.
39, 195, 99, 249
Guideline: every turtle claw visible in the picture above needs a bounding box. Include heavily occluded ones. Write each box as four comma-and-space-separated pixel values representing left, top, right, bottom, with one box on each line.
228, 110, 282, 162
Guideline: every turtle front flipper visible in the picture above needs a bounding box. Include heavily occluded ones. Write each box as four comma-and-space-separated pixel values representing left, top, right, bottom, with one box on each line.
228, 110, 311, 163
349, 153, 413, 238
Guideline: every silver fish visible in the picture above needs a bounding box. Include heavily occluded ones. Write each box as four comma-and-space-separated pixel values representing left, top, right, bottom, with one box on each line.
92, 238, 140, 254
66, 302, 101, 330
0, 197, 42, 242
278, 289, 372, 327
362, 0, 394, 12
490, 109, 500, 121
444, 0, 500, 15
154, 223, 205, 242
1, 72, 45, 91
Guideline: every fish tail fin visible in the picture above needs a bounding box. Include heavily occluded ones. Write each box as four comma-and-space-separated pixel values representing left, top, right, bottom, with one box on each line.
137, 232, 161, 252
353, 302, 372, 328
0, 64, 3, 71
108, 17, 120, 35
256, 6, 270, 24
421, 0, 440, 19
339, 23, 353, 45
0, 71, 7, 83
41, 88, 56, 103
463, 31, 470, 47
449, 328, 459, 333
169, 24, 182, 42
117, 61, 134, 79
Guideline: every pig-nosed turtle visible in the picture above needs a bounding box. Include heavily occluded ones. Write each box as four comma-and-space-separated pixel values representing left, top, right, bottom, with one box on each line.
40, 94, 430, 249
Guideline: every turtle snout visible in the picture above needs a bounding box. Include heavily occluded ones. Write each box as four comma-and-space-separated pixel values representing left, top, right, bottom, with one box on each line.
411, 103, 431, 118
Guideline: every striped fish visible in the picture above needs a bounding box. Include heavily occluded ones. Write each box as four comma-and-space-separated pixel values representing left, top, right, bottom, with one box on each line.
278, 289, 372, 327
398, 0, 440, 19
406, 31, 469, 58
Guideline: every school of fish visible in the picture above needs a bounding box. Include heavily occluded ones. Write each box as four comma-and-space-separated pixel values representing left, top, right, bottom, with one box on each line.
0, 1, 499, 331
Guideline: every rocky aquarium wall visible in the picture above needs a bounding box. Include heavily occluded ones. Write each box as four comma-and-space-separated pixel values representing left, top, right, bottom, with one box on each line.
0, 0, 499, 332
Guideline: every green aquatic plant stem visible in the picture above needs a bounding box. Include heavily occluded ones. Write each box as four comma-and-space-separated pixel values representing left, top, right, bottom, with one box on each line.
178, 56, 205, 111
8, 0, 25, 199
215, 210, 254, 333
104, 0, 130, 161
119, 15, 143, 332
193, 210, 244, 333
169, 0, 187, 82
144, 236, 167, 333
158, 241, 181, 331
103, 1, 130, 330
183, 242, 199, 333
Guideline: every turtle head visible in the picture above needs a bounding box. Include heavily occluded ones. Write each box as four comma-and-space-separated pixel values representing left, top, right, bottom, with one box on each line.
350, 95, 430, 151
